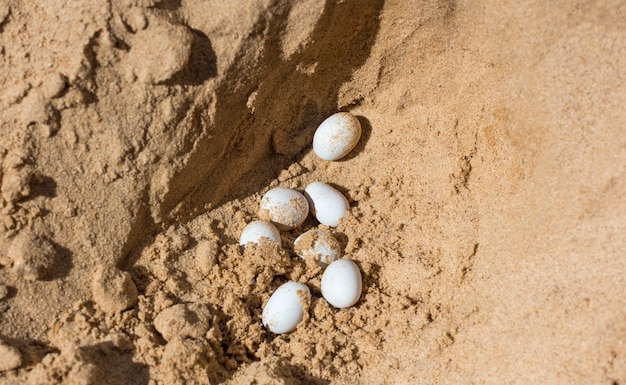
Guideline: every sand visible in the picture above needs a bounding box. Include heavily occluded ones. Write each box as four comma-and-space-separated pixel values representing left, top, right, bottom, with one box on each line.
0, 0, 625, 383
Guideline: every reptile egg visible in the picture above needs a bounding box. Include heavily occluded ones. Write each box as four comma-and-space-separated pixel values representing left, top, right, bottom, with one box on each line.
313, 112, 362, 161
262, 281, 310, 334
294, 228, 341, 265
259, 187, 309, 230
304, 182, 349, 227
321, 259, 362, 309
239, 220, 281, 247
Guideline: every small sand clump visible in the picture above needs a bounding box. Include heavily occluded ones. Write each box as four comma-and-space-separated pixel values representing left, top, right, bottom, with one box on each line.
0, 283, 8, 300
0, 339, 22, 372
6, 230, 56, 281
91, 264, 138, 313
0, 1, 624, 384
124, 17, 193, 84
1, 168, 33, 204
153, 303, 216, 342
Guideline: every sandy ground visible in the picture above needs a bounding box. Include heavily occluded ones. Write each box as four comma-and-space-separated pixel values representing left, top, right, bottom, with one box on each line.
0, 0, 625, 384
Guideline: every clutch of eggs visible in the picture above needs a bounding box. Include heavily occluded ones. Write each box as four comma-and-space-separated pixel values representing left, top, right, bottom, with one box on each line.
255, 111, 367, 334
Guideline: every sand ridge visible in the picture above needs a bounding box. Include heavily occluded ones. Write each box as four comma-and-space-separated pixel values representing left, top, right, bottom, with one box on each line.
0, 0, 625, 384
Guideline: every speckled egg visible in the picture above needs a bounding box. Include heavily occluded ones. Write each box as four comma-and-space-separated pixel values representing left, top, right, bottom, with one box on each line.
239, 220, 281, 247
294, 228, 341, 265
313, 112, 362, 161
304, 182, 349, 227
259, 187, 309, 230
262, 281, 310, 334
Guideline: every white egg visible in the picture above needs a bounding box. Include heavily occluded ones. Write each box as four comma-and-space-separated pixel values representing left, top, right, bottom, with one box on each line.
321, 259, 362, 309
294, 228, 341, 265
304, 182, 349, 227
262, 281, 310, 334
259, 187, 309, 230
239, 220, 281, 247
313, 112, 362, 161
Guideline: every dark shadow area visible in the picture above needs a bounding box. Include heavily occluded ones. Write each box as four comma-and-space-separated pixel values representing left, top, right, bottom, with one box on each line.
359, 261, 382, 298
160, 0, 385, 226
29, 174, 57, 199
128, 264, 152, 294
166, 28, 217, 86
0, 284, 17, 301
0, 7, 10, 31
121, 187, 157, 269
220, 355, 330, 385
81, 342, 150, 385
44, 241, 73, 281
331, 230, 350, 254
0, 333, 57, 367
210, 219, 237, 246
276, 358, 331, 385
154, 0, 182, 11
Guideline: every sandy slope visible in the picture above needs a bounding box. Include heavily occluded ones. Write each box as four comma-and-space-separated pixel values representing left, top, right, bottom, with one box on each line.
0, 0, 624, 383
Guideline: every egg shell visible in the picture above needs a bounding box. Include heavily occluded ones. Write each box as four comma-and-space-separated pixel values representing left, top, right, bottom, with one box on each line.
294, 228, 341, 265
239, 220, 281, 247
304, 182, 349, 227
259, 187, 309, 230
321, 259, 362, 309
262, 281, 310, 334
313, 112, 362, 161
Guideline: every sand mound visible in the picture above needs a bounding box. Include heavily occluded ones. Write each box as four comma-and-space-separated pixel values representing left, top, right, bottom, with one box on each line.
0, 0, 625, 383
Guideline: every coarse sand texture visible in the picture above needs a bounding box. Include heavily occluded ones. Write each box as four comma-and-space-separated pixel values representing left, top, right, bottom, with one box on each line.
0, 0, 625, 384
